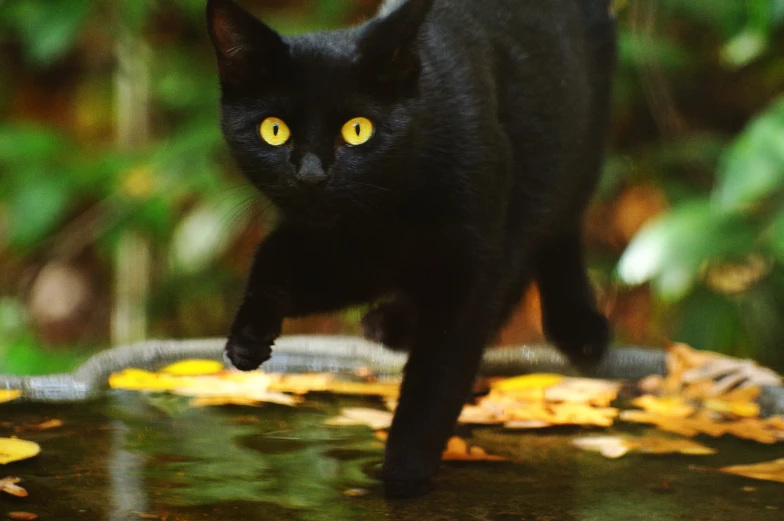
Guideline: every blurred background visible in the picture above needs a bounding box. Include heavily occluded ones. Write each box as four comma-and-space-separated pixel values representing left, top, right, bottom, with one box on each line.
0, 0, 783, 375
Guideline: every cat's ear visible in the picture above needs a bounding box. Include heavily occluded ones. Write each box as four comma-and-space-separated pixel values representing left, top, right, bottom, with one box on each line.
206, 0, 287, 85
358, 0, 433, 91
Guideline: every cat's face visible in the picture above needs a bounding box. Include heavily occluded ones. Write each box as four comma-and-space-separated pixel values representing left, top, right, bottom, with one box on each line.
207, 0, 433, 224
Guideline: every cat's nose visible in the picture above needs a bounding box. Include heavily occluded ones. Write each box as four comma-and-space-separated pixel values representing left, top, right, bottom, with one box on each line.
295, 153, 328, 186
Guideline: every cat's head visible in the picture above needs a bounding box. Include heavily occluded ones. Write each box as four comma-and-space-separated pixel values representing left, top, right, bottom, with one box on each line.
207, 0, 433, 225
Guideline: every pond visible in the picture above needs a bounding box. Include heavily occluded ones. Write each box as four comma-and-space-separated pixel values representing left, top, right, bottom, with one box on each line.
2, 392, 783, 521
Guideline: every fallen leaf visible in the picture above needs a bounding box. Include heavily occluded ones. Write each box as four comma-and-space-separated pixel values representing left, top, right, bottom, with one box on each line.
491, 373, 564, 401
0, 439, 41, 465
108, 369, 182, 391
573, 436, 630, 459
324, 408, 394, 431
0, 391, 21, 405
28, 419, 63, 431
631, 395, 695, 418
544, 378, 621, 407
159, 359, 224, 376
8, 513, 38, 521
703, 398, 760, 418
343, 488, 369, 497
631, 436, 716, 455
573, 435, 716, 459
0, 477, 27, 497
503, 420, 552, 429
441, 436, 506, 461
719, 458, 784, 484
170, 372, 300, 407
188, 396, 264, 408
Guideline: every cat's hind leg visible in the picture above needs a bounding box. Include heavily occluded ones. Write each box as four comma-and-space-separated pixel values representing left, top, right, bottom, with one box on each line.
360, 297, 415, 351
533, 229, 610, 367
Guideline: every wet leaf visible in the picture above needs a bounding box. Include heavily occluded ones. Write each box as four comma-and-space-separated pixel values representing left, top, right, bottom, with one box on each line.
0, 477, 27, 497
108, 369, 182, 391
573, 435, 716, 459
159, 359, 224, 376
0, 439, 41, 465
27, 419, 62, 431
324, 408, 393, 431
631, 395, 695, 418
442, 437, 507, 462
188, 396, 265, 408
343, 488, 369, 497
719, 458, 784, 484
491, 373, 564, 393
0, 391, 21, 405
7, 513, 38, 521
544, 378, 621, 407
573, 436, 631, 458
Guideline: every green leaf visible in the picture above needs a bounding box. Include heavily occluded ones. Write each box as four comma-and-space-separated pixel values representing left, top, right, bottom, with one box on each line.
618, 31, 691, 70
4, 0, 92, 66
0, 125, 65, 167
617, 201, 757, 301
8, 170, 72, 249
674, 289, 741, 355
135, 196, 173, 240
721, 29, 767, 68
714, 97, 784, 210
768, 208, 784, 260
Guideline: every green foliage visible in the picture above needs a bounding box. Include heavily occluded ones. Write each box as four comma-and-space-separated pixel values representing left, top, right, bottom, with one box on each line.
1, 0, 92, 65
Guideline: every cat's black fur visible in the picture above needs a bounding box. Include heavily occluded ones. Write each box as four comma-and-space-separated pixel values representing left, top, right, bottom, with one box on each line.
207, 0, 616, 499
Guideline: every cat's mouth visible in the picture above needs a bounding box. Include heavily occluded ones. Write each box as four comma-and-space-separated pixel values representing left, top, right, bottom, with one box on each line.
268, 187, 345, 227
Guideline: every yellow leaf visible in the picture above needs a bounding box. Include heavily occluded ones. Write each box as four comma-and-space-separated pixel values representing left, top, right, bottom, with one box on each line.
0, 390, 21, 404
703, 398, 759, 418
492, 373, 563, 393
631, 395, 695, 418
160, 359, 224, 376
544, 378, 621, 407
719, 458, 784, 484
108, 369, 181, 391
189, 396, 263, 408
0, 438, 41, 465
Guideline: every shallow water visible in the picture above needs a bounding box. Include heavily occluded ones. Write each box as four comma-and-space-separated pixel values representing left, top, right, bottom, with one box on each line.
2, 393, 783, 521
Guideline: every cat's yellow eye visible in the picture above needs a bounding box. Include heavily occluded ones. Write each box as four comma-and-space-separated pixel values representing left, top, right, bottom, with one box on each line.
341, 117, 374, 146
259, 117, 291, 146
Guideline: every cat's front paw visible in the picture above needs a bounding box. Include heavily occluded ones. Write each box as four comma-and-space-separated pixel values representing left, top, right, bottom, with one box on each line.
225, 325, 273, 371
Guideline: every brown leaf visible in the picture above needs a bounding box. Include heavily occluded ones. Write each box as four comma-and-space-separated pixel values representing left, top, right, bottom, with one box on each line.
441, 436, 506, 462
8, 513, 39, 521
719, 458, 784, 484
28, 419, 63, 431
0, 477, 27, 498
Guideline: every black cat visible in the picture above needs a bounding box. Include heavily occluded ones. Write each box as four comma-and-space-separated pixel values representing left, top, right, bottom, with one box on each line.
207, 0, 616, 499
